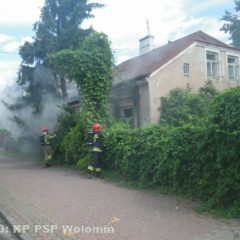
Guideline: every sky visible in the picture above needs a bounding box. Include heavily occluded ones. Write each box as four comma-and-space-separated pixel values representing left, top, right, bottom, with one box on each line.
0, 0, 235, 89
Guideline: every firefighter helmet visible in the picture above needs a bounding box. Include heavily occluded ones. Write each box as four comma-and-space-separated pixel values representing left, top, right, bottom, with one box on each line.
41, 127, 49, 133
92, 123, 101, 133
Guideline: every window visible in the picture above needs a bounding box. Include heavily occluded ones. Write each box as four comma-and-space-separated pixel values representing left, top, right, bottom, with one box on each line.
183, 63, 189, 76
228, 56, 239, 81
206, 51, 219, 79
121, 107, 133, 124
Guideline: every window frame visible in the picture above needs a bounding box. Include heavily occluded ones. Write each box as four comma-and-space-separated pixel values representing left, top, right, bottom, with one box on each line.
227, 54, 239, 82
183, 63, 189, 76
206, 50, 220, 80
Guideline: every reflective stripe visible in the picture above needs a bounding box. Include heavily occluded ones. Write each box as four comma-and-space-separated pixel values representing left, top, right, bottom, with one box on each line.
95, 168, 102, 172
93, 134, 99, 143
92, 147, 102, 152
88, 166, 94, 171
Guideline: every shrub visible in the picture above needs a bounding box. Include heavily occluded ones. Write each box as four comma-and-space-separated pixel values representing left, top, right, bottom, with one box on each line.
62, 121, 90, 164
160, 82, 217, 127
53, 107, 77, 162
211, 86, 240, 132
104, 123, 240, 216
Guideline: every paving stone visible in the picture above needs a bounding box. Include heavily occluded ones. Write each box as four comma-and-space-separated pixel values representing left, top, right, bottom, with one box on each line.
0, 156, 239, 240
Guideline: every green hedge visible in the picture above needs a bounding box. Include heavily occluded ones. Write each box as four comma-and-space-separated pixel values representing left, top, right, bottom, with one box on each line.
103, 87, 240, 217
54, 86, 240, 217
104, 123, 240, 217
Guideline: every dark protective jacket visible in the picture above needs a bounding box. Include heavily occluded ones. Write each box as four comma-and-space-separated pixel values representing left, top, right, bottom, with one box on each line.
92, 132, 104, 152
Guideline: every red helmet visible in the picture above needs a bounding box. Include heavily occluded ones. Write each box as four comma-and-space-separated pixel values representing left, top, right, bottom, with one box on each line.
92, 123, 101, 133
41, 127, 49, 133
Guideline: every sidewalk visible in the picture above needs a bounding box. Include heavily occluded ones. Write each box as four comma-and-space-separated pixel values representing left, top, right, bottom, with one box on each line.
0, 156, 239, 240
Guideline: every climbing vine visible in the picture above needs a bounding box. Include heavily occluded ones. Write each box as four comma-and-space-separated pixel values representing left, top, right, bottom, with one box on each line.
52, 32, 114, 125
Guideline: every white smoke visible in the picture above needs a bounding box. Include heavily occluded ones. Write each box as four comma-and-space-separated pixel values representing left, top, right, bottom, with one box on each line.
0, 84, 21, 134
0, 65, 63, 152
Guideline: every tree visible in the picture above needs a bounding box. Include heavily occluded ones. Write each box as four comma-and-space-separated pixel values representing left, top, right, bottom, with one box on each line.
160, 82, 217, 127
220, 0, 240, 48
211, 86, 240, 132
52, 32, 114, 164
18, 0, 103, 105
52, 32, 114, 123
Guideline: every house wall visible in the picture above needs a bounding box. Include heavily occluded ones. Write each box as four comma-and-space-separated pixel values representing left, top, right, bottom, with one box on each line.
110, 80, 139, 126
149, 43, 240, 124
136, 79, 150, 126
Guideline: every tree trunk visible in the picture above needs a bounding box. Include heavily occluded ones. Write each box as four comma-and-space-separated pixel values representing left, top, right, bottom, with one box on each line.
60, 73, 68, 100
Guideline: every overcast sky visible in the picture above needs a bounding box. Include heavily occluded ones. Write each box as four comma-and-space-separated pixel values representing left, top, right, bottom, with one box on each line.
0, 0, 234, 88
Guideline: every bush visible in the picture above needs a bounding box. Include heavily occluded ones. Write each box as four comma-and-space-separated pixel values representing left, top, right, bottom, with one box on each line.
160, 82, 217, 127
53, 107, 77, 162
54, 85, 240, 217
104, 122, 240, 216
211, 86, 240, 132
62, 121, 90, 164
103, 85, 240, 217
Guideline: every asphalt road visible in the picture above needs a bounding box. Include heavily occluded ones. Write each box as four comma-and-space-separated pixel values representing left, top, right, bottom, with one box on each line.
0, 155, 239, 240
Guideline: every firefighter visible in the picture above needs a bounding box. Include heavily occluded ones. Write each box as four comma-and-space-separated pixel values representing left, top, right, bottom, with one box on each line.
40, 127, 55, 167
87, 123, 104, 178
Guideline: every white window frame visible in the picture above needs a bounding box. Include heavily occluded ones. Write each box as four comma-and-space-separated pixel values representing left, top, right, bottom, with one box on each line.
206, 50, 220, 80
183, 63, 189, 76
227, 54, 239, 82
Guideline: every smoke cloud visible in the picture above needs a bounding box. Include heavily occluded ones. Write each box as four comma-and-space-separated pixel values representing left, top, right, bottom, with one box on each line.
0, 65, 63, 152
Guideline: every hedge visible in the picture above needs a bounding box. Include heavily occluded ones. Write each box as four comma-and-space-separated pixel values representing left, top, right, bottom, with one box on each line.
104, 123, 240, 217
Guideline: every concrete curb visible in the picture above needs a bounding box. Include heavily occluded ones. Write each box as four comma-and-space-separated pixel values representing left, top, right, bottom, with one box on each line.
0, 187, 69, 240
0, 209, 26, 240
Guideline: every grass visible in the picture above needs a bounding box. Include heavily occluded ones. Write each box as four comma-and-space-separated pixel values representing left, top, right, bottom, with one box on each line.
196, 204, 240, 220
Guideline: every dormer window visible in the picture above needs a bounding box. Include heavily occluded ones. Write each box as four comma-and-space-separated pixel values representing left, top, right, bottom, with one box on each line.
206, 51, 219, 79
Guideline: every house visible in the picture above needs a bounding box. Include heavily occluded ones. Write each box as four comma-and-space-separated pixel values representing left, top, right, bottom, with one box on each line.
110, 31, 240, 127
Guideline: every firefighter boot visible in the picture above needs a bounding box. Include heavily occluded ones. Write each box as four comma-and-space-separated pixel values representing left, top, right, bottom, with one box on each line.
45, 161, 51, 168
95, 168, 103, 178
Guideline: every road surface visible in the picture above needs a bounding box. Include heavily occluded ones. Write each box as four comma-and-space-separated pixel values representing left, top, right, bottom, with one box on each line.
0, 155, 239, 240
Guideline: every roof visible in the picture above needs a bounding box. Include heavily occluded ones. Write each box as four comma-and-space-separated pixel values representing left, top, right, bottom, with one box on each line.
113, 31, 240, 83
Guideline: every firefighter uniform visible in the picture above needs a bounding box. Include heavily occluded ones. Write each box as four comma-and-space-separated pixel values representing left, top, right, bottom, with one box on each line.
41, 128, 55, 167
87, 123, 104, 178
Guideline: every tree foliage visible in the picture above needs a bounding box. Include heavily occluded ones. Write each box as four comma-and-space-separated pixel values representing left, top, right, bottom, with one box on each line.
160, 82, 218, 126
221, 0, 240, 48
20, 0, 103, 65
18, 0, 103, 107
103, 87, 240, 217
52, 32, 114, 164
211, 86, 240, 132
52, 32, 114, 123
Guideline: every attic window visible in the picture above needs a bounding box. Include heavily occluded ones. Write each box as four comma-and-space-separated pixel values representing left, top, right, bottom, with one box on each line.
183, 63, 189, 76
